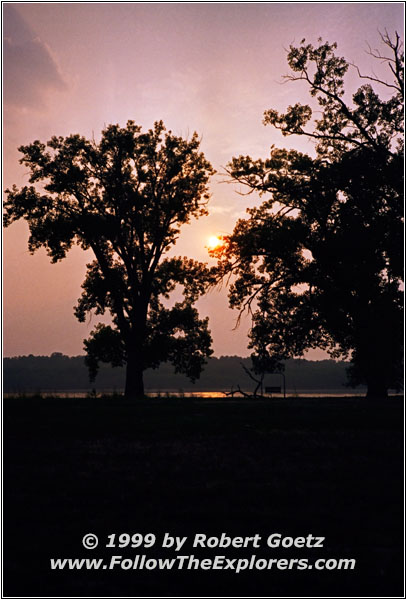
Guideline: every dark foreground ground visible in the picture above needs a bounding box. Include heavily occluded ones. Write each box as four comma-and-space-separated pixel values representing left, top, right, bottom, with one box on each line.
3, 395, 404, 598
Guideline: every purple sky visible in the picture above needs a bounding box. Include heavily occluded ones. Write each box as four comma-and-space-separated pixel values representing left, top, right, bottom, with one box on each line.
3, 2, 404, 358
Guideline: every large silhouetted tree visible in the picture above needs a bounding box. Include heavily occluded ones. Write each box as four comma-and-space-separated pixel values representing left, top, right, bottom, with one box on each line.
217, 33, 403, 398
4, 120, 215, 398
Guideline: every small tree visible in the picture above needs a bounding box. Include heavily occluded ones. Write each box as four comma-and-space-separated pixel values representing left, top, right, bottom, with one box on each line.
4, 120, 215, 398
217, 33, 403, 398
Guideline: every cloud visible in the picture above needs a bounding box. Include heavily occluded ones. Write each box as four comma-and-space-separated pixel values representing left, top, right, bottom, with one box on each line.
209, 204, 236, 215
3, 6, 67, 109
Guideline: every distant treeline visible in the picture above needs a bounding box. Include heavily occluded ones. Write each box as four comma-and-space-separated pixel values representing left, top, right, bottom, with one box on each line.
3, 353, 366, 393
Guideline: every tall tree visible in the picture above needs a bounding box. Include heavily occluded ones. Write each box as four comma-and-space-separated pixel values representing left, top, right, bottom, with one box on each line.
4, 120, 215, 398
216, 32, 403, 398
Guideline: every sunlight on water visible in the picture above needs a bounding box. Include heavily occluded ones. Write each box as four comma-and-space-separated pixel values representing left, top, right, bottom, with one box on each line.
4, 389, 392, 399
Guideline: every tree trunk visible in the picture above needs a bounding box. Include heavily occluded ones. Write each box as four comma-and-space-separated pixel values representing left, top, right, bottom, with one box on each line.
366, 374, 388, 400
124, 349, 145, 399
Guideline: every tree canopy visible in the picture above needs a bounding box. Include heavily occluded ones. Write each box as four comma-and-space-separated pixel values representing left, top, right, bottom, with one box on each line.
216, 32, 403, 398
4, 120, 215, 398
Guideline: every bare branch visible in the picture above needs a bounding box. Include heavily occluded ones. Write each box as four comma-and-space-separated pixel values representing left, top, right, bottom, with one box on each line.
349, 62, 401, 92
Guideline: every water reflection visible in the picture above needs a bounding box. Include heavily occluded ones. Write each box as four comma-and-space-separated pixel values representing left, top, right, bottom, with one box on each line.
4, 389, 376, 398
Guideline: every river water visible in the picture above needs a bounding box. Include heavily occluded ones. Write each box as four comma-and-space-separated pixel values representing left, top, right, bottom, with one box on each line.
5, 389, 386, 398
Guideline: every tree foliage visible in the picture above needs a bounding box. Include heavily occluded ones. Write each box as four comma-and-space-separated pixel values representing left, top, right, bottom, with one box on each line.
4, 120, 215, 397
217, 32, 403, 397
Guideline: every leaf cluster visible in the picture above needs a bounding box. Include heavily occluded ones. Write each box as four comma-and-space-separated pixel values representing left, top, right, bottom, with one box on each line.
263, 33, 404, 158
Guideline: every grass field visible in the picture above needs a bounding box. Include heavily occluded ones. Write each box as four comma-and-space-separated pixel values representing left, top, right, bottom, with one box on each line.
3, 395, 404, 597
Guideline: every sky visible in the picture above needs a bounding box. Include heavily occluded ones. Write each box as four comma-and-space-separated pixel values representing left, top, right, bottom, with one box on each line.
3, 2, 404, 359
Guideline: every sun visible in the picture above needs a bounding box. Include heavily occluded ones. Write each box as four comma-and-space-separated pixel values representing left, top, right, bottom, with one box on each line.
207, 235, 222, 250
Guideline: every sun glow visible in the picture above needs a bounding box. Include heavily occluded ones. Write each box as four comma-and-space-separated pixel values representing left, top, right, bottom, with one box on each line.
207, 235, 222, 250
